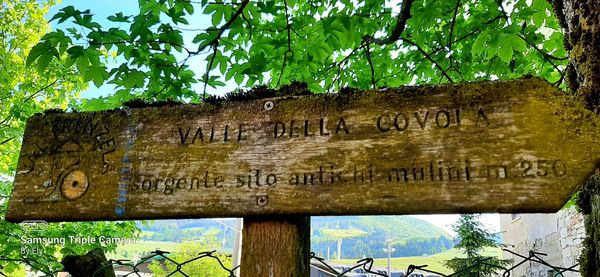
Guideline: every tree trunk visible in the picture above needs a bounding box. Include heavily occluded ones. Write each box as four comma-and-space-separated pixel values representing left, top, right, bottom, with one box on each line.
550, 1, 600, 276
61, 248, 115, 277
577, 170, 600, 277
240, 216, 310, 277
550, 0, 600, 112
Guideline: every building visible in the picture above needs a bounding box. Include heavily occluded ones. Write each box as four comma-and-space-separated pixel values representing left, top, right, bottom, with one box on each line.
500, 206, 585, 277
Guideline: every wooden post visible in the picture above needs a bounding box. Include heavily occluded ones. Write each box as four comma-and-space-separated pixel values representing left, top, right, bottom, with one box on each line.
240, 216, 310, 277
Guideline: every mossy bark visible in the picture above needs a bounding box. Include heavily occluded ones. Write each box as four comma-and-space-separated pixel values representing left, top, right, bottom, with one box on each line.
550, 1, 600, 276
576, 170, 600, 277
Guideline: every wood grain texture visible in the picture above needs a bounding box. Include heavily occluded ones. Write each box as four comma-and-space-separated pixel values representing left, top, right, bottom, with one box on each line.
6, 77, 600, 221
240, 216, 310, 277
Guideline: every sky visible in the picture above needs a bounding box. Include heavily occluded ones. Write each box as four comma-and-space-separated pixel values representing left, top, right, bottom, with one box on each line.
48, 0, 220, 99
413, 214, 501, 236
46, 0, 503, 238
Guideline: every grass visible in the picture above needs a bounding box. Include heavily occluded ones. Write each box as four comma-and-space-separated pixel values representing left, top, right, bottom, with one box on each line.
140, 230, 158, 238
321, 229, 368, 239
108, 241, 179, 260
182, 227, 206, 232
334, 247, 504, 274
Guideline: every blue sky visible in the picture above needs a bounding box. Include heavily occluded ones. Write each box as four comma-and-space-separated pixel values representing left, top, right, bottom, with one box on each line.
44, 0, 501, 237
48, 0, 138, 99
47, 0, 231, 99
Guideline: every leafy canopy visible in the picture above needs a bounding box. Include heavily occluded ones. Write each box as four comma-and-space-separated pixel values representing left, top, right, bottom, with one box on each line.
28, 0, 566, 110
0, 0, 138, 274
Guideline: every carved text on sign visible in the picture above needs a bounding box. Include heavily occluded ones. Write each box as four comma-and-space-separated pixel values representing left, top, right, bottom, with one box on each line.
7, 78, 598, 221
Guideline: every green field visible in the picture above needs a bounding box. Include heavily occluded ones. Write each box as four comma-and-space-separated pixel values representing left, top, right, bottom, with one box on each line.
108, 241, 504, 274
140, 230, 158, 237
335, 247, 504, 274
108, 241, 179, 260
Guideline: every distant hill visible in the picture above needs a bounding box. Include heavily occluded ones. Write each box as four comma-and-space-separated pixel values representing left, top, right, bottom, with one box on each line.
137, 219, 238, 244
311, 216, 453, 259
312, 216, 450, 241
138, 216, 454, 259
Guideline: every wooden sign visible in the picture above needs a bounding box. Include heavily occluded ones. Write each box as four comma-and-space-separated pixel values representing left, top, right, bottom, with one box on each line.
6, 78, 600, 222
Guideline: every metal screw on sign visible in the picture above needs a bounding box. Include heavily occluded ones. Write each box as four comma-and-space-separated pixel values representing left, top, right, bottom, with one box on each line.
263, 101, 274, 111
257, 195, 268, 206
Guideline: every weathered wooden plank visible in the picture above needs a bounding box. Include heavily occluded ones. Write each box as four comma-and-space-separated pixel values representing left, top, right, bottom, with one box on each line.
6, 77, 600, 221
240, 216, 310, 277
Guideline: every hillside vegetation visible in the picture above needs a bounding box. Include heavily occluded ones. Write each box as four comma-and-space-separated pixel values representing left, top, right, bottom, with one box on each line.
311, 216, 453, 258
132, 216, 454, 259
336, 247, 504, 274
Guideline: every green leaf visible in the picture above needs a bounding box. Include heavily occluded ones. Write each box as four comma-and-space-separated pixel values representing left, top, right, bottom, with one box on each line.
511, 35, 528, 52
26, 41, 58, 72
532, 0, 547, 10
183, 3, 194, 14
192, 33, 212, 44
50, 6, 78, 23
123, 70, 146, 88
107, 12, 131, 22
75, 14, 102, 30
211, 6, 223, 26
498, 38, 514, 64
532, 11, 545, 26
219, 58, 228, 74
84, 65, 108, 87
76, 54, 89, 73
471, 31, 489, 57
36, 53, 53, 72
26, 42, 48, 66
234, 73, 244, 85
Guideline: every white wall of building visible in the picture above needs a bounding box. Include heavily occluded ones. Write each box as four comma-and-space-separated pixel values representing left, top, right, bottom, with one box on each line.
500, 206, 585, 277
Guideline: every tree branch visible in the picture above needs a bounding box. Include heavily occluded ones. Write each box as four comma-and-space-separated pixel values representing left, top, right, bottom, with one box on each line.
0, 137, 15, 145
448, 0, 462, 56
198, 0, 250, 98
517, 34, 568, 61
517, 33, 564, 83
0, 78, 60, 127
430, 14, 504, 56
203, 45, 219, 99
89, 39, 196, 56
494, 0, 511, 21
0, 115, 10, 127
403, 37, 453, 82
364, 42, 376, 89
196, 0, 250, 53
326, 43, 364, 71
22, 79, 60, 104
324, 43, 365, 91
277, 0, 293, 87
372, 0, 415, 45
241, 12, 252, 39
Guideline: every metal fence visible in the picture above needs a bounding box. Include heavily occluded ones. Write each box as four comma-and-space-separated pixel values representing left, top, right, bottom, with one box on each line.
1, 248, 579, 277
311, 249, 579, 277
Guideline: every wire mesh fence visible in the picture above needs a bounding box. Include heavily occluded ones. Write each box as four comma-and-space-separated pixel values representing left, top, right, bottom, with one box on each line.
310, 249, 579, 277
0, 248, 580, 277
92, 250, 237, 277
